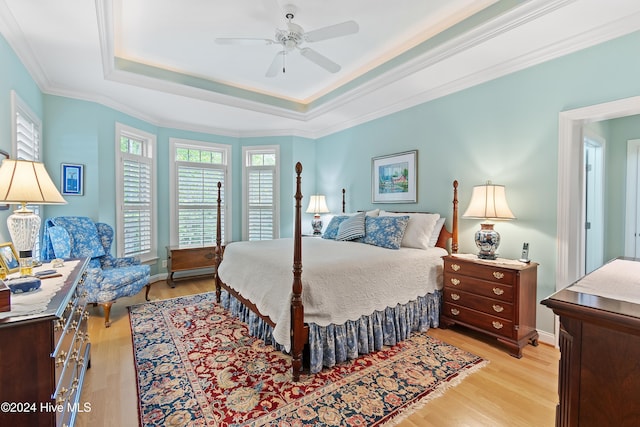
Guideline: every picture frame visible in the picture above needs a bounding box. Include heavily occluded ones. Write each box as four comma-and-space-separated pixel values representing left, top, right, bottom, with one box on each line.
371, 150, 417, 203
0, 150, 8, 210
0, 242, 20, 274
61, 163, 84, 196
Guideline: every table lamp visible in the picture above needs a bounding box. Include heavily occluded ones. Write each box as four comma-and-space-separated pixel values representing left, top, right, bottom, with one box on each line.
0, 159, 67, 275
305, 195, 330, 236
462, 181, 515, 260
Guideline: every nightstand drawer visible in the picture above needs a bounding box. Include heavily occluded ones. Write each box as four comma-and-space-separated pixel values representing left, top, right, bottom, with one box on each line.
443, 288, 514, 320
443, 302, 514, 339
444, 259, 516, 284
443, 273, 513, 302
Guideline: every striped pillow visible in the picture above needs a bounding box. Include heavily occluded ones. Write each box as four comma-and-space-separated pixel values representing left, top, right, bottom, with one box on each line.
336, 211, 366, 241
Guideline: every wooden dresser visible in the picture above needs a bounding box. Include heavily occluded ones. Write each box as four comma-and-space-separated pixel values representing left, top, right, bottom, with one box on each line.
166, 245, 218, 287
0, 258, 90, 427
541, 257, 640, 427
441, 254, 539, 358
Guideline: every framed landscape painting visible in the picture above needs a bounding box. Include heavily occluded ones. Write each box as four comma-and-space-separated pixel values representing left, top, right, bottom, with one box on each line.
371, 150, 417, 203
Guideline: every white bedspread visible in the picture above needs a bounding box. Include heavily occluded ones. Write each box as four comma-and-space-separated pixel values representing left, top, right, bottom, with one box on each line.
217, 238, 447, 350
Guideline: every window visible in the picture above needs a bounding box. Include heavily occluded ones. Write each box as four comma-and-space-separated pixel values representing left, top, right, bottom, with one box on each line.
242, 146, 279, 240
170, 139, 230, 246
11, 91, 42, 260
115, 123, 156, 262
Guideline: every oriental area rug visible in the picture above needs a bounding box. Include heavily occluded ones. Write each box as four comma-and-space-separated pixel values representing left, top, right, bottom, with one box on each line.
129, 292, 486, 427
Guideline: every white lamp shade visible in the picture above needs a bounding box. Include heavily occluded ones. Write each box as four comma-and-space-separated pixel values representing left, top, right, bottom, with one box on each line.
462, 182, 515, 220
0, 159, 66, 205
305, 195, 330, 214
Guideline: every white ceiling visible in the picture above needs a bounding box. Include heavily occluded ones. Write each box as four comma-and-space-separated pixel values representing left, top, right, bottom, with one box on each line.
1, 0, 640, 138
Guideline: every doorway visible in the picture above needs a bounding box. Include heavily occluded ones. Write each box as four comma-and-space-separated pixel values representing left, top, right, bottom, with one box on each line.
583, 134, 604, 274
625, 139, 640, 257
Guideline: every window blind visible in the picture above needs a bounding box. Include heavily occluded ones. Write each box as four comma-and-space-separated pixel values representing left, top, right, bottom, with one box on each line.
247, 167, 275, 240
177, 164, 224, 246
122, 156, 153, 257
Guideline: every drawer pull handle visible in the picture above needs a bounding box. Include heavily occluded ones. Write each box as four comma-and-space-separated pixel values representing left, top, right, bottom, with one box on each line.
450, 308, 460, 316
55, 350, 67, 367
451, 263, 460, 271
492, 321, 504, 329
451, 293, 460, 301
492, 287, 504, 296
450, 278, 460, 286
493, 304, 504, 313
493, 271, 504, 280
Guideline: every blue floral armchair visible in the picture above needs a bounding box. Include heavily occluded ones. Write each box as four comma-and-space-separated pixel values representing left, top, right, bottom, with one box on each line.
42, 216, 151, 327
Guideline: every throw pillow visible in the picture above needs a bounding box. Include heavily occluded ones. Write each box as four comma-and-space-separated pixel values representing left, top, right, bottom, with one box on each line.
336, 211, 366, 241
360, 215, 410, 249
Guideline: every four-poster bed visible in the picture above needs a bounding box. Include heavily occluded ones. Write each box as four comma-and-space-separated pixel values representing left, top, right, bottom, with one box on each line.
214, 162, 459, 381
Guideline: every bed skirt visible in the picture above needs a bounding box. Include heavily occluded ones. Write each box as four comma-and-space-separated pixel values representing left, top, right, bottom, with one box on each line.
219, 289, 442, 374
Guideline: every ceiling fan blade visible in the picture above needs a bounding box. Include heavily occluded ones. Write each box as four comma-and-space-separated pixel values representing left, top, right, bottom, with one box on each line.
304, 20, 359, 43
215, 38, 275, 46
299, 48, 341, 73
266, 51, 285, 77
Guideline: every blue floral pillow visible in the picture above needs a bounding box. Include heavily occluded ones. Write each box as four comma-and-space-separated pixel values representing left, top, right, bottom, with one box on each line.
360, 215, 410, 249
322, 215, 349, 239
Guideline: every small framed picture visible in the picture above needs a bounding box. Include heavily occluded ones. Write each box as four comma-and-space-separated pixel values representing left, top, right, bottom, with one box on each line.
371, 150, 418, 203
0, 242, 20, 274
61, 163, 84, 196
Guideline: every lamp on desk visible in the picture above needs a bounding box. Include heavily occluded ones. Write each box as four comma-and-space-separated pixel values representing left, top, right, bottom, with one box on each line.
0, 160, 66, 275
305, 195, 330, 236
462, 181, 515, 260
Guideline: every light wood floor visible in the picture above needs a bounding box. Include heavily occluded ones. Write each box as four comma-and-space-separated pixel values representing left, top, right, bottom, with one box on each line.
76, 277, 559, 427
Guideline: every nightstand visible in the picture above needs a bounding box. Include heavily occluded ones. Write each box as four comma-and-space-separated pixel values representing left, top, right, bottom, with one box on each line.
440, 254, 539, 358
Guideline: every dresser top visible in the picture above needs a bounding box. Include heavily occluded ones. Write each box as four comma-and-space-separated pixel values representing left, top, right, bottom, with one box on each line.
541, 257, 640, 324
444, 253, 538, 271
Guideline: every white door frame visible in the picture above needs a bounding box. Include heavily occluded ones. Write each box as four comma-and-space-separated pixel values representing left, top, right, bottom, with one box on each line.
556, 95, 640, 345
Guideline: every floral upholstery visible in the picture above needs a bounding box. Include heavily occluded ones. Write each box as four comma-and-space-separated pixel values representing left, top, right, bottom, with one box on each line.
42, 216, 151, 327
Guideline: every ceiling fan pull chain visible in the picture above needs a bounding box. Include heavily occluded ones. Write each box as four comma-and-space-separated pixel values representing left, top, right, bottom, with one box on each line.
283, 52, 286, 74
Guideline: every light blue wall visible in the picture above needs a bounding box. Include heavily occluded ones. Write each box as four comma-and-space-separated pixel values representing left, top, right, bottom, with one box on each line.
0, 35, 43, 243
3, 28, 640, 334
315, 30, 640, 334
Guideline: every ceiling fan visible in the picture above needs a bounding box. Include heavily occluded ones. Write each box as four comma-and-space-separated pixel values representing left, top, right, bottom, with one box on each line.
215, 4, 359, 77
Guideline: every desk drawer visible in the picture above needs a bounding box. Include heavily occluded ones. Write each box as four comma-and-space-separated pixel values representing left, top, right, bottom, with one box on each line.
443, 288, 513, 320
444, 273, 513, 302
444, 259, 516, 284
443, 302, 515, 339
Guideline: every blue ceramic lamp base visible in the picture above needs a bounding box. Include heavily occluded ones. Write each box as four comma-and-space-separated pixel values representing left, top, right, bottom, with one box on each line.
475, 223, 500, 260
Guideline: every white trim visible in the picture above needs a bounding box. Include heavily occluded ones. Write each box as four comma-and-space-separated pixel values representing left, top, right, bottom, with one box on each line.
114, 122, 157, 262
168, 138, 232, 246
556, 95, 640, 346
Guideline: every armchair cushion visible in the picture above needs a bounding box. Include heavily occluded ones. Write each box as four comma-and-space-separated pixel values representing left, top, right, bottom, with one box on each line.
42, 216, 105, 260
41, 216, 151, 325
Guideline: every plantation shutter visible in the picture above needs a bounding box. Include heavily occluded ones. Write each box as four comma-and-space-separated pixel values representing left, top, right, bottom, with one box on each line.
122, 156, 153, 257
15, 110, 40, 161
177, 164, 224, 246
247, 167, 275, 240
13, 94, 42, 260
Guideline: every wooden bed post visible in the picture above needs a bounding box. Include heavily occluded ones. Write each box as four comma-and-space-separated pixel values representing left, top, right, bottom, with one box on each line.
452, 180, 459, 254
215, 181, 222, 303
291, 162, 306, 382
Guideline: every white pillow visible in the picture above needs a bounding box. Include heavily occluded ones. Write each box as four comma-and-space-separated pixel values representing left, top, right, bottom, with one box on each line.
379, 211, 440, 249
429, 217, 446, 247
366, 208, 380, 217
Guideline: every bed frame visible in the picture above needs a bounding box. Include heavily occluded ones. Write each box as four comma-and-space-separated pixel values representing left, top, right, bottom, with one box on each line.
214, 162, 459, 381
